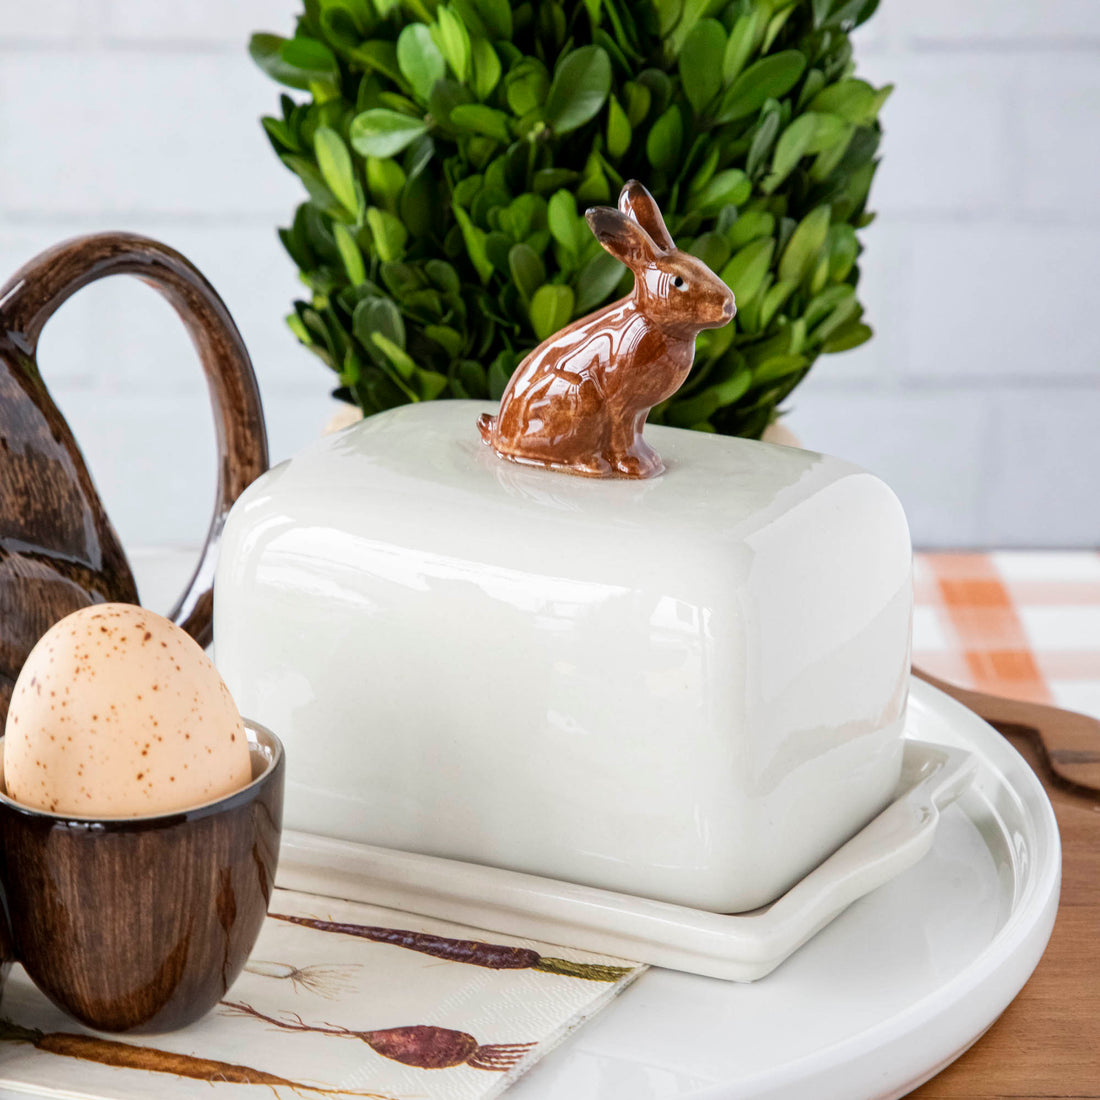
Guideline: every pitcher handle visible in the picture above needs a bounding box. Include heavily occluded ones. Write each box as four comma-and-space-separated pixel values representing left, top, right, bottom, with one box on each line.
0, 232, 268, 646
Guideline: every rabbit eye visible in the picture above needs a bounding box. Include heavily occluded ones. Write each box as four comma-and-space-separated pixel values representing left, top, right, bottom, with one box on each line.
672, 275, 686, 290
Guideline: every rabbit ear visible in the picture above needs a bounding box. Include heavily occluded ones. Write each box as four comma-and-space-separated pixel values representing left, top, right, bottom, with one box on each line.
618, 180, 674, 252
585, 207, 660, 269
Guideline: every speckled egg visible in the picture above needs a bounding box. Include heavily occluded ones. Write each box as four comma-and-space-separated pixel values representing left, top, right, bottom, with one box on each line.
3, 603, 252, 817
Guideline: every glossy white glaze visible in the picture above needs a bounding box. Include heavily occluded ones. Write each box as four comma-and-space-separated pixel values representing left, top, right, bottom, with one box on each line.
214, 400, 913, 911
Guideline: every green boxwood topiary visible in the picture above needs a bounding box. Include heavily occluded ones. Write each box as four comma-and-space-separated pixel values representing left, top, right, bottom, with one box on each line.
251, 0, 888, 437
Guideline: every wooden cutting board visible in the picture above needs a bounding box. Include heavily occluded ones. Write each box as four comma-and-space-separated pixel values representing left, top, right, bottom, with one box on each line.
908, 726, 1100, 1098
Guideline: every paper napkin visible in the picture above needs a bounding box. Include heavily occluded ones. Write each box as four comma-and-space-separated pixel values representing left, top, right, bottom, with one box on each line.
0, 888, 644, 1100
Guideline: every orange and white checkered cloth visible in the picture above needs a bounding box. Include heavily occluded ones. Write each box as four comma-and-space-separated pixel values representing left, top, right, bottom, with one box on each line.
913, 551, 1100, 720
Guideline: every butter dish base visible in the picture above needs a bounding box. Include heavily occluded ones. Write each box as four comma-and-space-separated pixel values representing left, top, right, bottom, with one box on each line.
278, 729, 976, 982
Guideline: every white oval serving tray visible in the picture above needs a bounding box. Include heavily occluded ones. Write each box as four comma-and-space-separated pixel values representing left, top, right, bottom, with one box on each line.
278, 680, 1061, 1099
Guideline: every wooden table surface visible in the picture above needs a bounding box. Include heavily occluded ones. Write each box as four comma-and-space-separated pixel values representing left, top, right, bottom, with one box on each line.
910, 730, 1100, 1098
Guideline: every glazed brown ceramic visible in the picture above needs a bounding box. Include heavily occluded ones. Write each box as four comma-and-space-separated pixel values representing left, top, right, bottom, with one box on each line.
0, 233, 269, 727
478, 180, 735, 479
0, 723, 283, 1033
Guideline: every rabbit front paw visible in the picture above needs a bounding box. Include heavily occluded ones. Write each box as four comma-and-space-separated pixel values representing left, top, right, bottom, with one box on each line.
612, 449, 664, 479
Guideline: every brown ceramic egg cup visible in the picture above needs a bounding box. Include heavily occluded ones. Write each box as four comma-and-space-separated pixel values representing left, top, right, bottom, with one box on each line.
0, 722, 283, 1034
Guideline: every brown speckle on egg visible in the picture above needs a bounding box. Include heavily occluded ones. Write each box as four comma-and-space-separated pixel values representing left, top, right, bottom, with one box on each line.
3, 603, 251, 818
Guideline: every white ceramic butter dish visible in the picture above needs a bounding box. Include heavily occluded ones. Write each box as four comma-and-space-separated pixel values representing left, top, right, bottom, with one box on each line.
215, 399, 912, 913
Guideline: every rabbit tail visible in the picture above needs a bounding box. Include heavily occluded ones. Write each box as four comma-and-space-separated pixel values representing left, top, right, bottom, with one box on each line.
477, 412, 496, 443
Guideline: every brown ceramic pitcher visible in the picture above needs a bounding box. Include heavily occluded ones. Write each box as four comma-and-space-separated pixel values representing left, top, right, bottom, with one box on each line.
0, 233, 268, 726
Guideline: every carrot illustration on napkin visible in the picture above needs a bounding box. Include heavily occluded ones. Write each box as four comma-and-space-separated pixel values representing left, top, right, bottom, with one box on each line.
269, 912, 633, 981
224, 1002, 535, 1072
0, 1018, 390, 1096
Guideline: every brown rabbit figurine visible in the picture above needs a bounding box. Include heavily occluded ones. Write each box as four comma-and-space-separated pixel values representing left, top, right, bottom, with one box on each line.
477, 180, 735, 478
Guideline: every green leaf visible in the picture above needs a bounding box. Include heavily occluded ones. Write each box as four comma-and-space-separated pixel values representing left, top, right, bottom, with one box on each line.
452, 204, 494, 283
397, 23, 445, 103
646, 105, 683, 171
715, 51, 807, 124
814, 294, 860, 341
753, 353, 807, 385
401, 171, 435, 237
762, 4, 795, 51
373, 332, 419, 381
451, 103, 511, 142
487, 352, 512, 399
471, 37, 502, 99
509, 242, 546, 303
761, 113, 817, 194
666, 389, 722, 428
687, 168, 750, 214
529, 284, 575, 341
505, 58, 550, 116
622, 80, 651, 126
654, 0, 682, 37
548, 189, 587, 253
713, 368, 752, 405
746, 108, 782, 178
250, 33, 339, 91
779, 206, 831, 283
666, 0, 709, 57
722, 9, 763, 85
472, 0, 512, 38
366, 156, 406, 209
797, 68, 827, 111
366, 206, 408, 262
434, 5, 472, 84
353, 297, 406, 357
348, 41, 403, 84
727, 210, 775, 249
425, 324, 465, 357
425, 259, 460, 293
807, 113, 851, 154
576, 149, 611, 204
760, 279, 798, 328
280, 154, 342, 215
809, 79, 888, 124
720, 238, 775, 305
823, 321, 872, 353
334, 223, 366, 285
261, 115, 299, 154
606, 94, 632, 159
545, 46, 612, 135
416, 367, 449, 400
689, 232, 731, 273
679, 18, 725, 114
428, 77, 475, 130
314, 127, 359, 216
827, 223, 859, 282
573, 249, 626, 312
350, 109, 428, 157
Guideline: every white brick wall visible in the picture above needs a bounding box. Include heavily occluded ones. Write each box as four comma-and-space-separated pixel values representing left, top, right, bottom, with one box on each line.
0, 0, 1097, 550
787, 2, 1100, 546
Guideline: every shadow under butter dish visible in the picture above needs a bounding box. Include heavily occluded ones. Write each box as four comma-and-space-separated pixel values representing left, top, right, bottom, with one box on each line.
0, 723, 283, 1034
